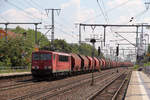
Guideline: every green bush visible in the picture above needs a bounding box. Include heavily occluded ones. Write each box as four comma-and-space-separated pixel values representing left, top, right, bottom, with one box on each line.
134, 64, 139, 69
144, 62, 150, 67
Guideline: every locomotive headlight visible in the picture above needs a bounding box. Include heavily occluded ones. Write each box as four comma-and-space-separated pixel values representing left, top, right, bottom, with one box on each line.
32, 66, 39, 69
32, 66, 35, 69
48, 66, 51, 69
36, 66, 39, 69
44, 66, 48, 69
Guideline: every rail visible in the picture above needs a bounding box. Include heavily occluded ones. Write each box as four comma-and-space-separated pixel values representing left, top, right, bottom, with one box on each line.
87, 70, 127, 100
111, 71, 132, 100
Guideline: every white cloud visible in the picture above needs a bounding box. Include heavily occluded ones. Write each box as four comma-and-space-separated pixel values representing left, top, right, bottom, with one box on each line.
60, 0, 81, 23
75, 8, 96, 23
108, 0, 128, 7
115, 15, 131, 24
25, 8, 43, 19
1, 9, 30, 22
0, 8, 47, 29
107, 0, 143, 8
107, 0, 145, 18
61, 0, 80, 9
143, 18, 150, 23
1, 8, 44, 22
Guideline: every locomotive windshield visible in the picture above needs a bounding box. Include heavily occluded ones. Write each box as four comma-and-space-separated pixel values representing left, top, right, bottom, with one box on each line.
33, 53, 52, 60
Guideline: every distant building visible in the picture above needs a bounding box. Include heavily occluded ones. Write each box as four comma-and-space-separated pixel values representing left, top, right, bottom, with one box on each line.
0, 29, 18, 39
0, 30, 6, 38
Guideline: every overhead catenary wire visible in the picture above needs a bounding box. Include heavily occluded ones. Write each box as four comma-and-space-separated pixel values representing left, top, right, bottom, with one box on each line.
5, 0, 42, 22
30, 0, 44, 11
96, 0, 139, 48
23, 0, 47, 23
7, 0, 75, 42
4, 0, 53, 30
55, 21, 77, 38
112, 10, 149, 48
30, 0, 73, 32
97, 0, 116, 42
26, 0, 71, 27
97, 0, 108, 23
111, 1, 150, 46
100, 0, 110, 23
24, 0, 73, 38
0, 16, 9, 22
82, 0, 130, 23
55, 27, 78, 39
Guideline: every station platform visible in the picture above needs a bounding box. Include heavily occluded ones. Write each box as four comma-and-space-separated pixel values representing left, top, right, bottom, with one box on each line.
125, 71, 150, 100
0, 72, 31, 78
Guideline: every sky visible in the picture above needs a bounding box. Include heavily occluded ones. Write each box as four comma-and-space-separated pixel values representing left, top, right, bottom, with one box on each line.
0, 0, 150, 61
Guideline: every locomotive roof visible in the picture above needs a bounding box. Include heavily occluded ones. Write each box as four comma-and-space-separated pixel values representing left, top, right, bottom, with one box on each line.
32, 50, 71, 56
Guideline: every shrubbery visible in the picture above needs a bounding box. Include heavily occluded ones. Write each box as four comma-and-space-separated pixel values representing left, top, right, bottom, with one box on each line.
0, 36, 33, 66
133, 64, 139, 69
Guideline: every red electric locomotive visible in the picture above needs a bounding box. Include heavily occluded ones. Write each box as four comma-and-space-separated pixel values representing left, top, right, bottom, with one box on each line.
32, 50, 71, 77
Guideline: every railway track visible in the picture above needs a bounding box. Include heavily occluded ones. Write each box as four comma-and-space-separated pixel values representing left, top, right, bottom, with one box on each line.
87, 70, 132, 100
46, 69, 128, 100
111, 71, 132, 100
0, 69, 109, 92
0, 79, 35, 91
10, 69, 120, 100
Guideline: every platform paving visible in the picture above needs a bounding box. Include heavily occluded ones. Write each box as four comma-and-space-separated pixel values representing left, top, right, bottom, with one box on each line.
0, 72, 31, 78
125, 71, 150, 100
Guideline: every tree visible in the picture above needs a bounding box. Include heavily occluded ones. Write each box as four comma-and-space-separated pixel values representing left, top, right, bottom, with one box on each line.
0, 36, 33, 66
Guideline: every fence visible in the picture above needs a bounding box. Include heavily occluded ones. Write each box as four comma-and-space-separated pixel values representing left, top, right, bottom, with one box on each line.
0, 66, 31, 73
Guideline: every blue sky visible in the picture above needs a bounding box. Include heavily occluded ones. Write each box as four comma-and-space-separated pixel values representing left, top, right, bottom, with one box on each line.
0, 0, 150, 61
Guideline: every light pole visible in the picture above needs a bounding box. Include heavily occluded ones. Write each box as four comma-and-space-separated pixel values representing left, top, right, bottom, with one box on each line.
90, 38, 96, 86
85, 34, 100, 86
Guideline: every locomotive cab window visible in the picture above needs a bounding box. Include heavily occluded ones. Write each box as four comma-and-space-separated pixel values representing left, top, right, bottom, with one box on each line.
33, 53, 40, 60
33, 53, 52, 60
59, 55, 69, 62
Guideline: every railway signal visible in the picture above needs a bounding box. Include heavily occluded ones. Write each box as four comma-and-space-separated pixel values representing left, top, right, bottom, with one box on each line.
98, 46, 101, 56
116, 44, 119, 56
90, 38, 96, 86
116, 46, 119, 56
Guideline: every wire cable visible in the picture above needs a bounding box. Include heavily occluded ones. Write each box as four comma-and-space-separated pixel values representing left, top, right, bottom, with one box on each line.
55, 27, 78, 39
0, 16, 9, 22
97, 0, 108, 23
30, 0, 44, 11
100, 0, 109, 22
55, 20, 77, 37
5, 0, 41, 21
82, 0, 130, 23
